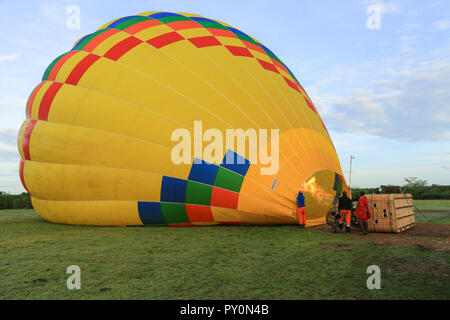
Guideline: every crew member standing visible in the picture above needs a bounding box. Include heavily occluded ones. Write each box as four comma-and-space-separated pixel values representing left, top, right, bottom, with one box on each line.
338, 191, 352, 234
296, 191, 306, 229
355, 191, 371, 235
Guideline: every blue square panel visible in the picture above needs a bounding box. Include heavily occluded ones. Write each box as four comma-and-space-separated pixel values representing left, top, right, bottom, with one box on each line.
148, 12, 183, 19
137, 202, 165, 225
160, 176, 187, 203
188, 158, 219, 185
220, 149, 251, 176
333, 173, 339, 191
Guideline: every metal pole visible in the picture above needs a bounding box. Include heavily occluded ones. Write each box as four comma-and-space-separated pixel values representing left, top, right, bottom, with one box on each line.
349, 155, 354, 197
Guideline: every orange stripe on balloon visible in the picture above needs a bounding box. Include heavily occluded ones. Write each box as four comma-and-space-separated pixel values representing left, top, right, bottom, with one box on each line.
124, 19, 162, 35
271, 58, 288, 73
167, 20, 202, 31
242, 40, 265, 54
48, 51, 78, 81
23, 119, 37, 160
83, 29, 120, 52
26, 82, 46, 118
19, 159, 29, 193
38, 82, 63, 120
207, 28, 237, 38
18, 120, 28, 140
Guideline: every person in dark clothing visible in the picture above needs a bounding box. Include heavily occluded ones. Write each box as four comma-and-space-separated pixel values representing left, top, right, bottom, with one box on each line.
338, 191, 353, 233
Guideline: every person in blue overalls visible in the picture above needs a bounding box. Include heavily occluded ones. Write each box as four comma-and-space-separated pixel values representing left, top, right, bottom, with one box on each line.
296, 191, 306, 229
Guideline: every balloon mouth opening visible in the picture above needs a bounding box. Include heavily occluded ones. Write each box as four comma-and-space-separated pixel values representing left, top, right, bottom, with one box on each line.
300, 169, 348, 220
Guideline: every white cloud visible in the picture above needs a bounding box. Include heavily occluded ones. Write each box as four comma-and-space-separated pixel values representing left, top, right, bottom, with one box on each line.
364, 0, 400, 14
40, 3, 67, 25
0, 53, 19, 61
432, 20, 450, 31
0, 93, 27, 108
0, 128, 19, 156
0, 128, 22, 193
311, 60, 450, 142
0, 128, 18, 143
351, 165, 448, 187
329, 129, 450, 186
428, 1, 441, 8
399, 34, 419, 54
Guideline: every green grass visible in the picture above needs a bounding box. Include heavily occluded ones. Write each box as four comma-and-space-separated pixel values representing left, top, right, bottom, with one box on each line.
414, 200, 450, 211
414, 200, 450, 224
0, 209, 448, 300
415, 212, 450, 224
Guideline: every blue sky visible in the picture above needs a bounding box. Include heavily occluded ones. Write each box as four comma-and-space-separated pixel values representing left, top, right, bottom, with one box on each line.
0, 0, 449, 193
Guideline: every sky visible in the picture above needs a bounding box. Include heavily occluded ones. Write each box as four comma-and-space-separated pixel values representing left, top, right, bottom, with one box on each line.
0, 0, 449, 193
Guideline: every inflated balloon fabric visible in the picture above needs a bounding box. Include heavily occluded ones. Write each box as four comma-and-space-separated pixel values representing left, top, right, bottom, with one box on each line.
18, 11, 348, 226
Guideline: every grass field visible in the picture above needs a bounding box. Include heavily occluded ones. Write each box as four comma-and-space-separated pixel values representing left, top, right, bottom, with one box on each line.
414, 199, 450, 211
413, 200, 450, 224
0, 207, 448, 300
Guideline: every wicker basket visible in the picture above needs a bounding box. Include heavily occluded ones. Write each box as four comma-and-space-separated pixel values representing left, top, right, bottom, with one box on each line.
365, 194, 415, 233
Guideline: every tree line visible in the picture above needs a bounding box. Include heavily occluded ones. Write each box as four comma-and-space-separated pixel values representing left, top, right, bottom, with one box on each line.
352, 177, 450, 200
352, 185, 450, 200
0, 192, 32, 209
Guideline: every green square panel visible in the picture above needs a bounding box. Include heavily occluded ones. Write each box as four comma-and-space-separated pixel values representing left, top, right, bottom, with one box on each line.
115, 16, 150, 30
236, 33, 258, 45
75, 29, 108, 51
161, 203, 189, 224
197, 20, 228, 30
337, 180, 343, 195
158, 15, 190, 24
185, 181, 212, 206
43, 53, 67, 80
213, 167, 244, 193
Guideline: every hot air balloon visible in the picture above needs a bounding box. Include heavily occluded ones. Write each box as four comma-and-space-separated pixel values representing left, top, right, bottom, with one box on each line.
17, 11, 348, 227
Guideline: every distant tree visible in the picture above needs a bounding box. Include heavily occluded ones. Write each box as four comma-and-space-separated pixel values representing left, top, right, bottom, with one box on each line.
351, 183, 449, 200
403, 177, 428, 187
0, 191, 32, 210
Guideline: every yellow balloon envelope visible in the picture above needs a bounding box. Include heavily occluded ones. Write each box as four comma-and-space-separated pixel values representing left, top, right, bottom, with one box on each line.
18, 11, 348, 227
